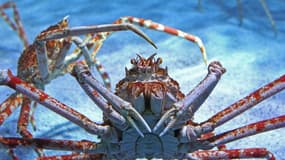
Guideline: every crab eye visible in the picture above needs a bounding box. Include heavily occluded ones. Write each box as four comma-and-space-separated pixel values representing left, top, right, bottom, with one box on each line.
157, 58, 162, 64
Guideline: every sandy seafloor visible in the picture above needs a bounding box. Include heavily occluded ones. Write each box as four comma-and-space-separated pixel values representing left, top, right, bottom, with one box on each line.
0, 0, 284, 159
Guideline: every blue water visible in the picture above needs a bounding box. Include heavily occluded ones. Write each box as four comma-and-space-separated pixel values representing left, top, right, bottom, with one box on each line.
0, 0, 284, 159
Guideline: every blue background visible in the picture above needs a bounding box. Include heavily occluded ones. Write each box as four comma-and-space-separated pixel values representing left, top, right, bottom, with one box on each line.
0, 0, 284, 159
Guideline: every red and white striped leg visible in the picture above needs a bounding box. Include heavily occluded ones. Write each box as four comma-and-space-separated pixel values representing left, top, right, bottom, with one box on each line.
186, 148, 275, 160
0, 69, 110, 136
91, 16, 207, 64
204, 115, 285, 148
0, 1, 38, 132
92, 57, 111, 89
0, 93, 23, 125
0, 137, 100, 158
17, 97, 32, 138
0, 1, 29, 48
17, 97, 44, 156
36, 153, 103, 160
198, 74, 285, 133
0, 94, 43, 158
200, 132, 227, 150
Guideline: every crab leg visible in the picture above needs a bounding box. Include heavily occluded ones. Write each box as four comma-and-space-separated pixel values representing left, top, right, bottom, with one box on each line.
57, 35, 111, 89
0, 136, 102, 154
34, 40, 49, 82
72, 72, 128, 130
53, 39, 72, 71
92, 58, 111, 89
17, 97, 44, 156
89, 16, 207, 64
0, 1, 29, 48
0, 94, 43, 156
0, 93, 23, 125
35, 37, 72, 85
71, 37, 93, 68
72, 63, 151, 137
198, 74, 285, 133
153, 61, 226, 136
70, 36, 112, 89
203, 115, 285, 148
67, 36, 111, 89
259, 0, 277, 35
17, 97, 33, 138
0, 69, 110, 136
36, 153, 103, 160
120, 16, 207, 64
37, 23, 157, 49
185, 148, 275, 160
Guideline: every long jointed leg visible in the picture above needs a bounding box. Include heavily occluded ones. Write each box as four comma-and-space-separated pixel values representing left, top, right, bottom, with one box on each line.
153, 61, 226, 136
189, 116, 285, 159
0, 93, 23, 125
37, 23, 156, 49
186, 148, 275, 160
70, 36, 113, 89
36, 153, 103, 160
0, 91, 43, 157
120, 16, 207, 64
0, 1, 29, 48
204, 115, 285, 148
72, 63, 151, 137
198, 74, 285, 133
89, 16, 207, 64
71, 37, 94, 70
17, 96, 44, 156
92, 58, 111, 89
67, 35, 111, 89
0, 69, 110, 136
0, 137, 103, 158
72, 70, 128, 130
259, 0, 277, 35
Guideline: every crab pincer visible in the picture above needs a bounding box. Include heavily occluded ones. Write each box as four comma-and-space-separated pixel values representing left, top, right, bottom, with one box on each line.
72, 63, 151, 137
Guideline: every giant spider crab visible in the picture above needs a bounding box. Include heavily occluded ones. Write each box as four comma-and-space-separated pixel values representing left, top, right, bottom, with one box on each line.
0, 53, 284, 159
0, 2, 285, 160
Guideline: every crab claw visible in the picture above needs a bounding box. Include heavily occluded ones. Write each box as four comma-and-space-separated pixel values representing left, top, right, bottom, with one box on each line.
38, 22, 157, 49
118, 101, 152, 137
72, 63, 151, 137
153, 107, 179, 136
154, 61, 226, 137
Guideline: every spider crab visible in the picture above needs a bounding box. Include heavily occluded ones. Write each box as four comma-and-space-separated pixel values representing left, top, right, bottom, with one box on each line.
0, 2, 284, 160
0, 52, 284, 159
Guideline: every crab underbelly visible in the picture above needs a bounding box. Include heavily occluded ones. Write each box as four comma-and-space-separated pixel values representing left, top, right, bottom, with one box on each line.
112, 85, 182, 159
119, 127, 179, 159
